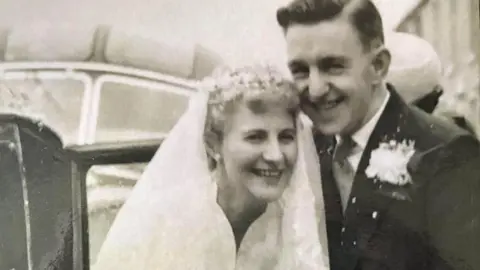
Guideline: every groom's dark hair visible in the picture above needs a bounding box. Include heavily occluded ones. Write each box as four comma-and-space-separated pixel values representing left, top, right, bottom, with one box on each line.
276, 0, 384, 51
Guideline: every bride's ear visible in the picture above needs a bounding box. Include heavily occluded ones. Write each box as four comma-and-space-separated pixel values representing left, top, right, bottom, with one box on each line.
205, 146, 221, 162
204, 130, 222, 168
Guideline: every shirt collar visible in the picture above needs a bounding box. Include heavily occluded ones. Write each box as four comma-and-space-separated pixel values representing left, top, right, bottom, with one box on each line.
336, 90, 390, 149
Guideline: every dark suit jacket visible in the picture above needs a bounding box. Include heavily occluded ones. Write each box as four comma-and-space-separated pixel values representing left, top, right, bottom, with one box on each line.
315, 85, 480, 270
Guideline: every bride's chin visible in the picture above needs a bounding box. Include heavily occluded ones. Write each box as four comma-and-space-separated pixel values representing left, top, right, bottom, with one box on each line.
250, 179, 288, 202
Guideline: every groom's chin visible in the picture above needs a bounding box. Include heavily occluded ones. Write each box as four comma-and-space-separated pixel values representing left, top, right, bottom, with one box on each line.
302, 111, 346, 136
312, 120, 346, 136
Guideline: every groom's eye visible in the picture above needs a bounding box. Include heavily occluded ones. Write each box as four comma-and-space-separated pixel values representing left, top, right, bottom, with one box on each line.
320, 57, 348, 75
329, 64, 346, 75
288, 62, 309, 79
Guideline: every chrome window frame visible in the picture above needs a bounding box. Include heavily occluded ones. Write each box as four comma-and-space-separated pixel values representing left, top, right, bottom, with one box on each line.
0, 62, 198, 145
88, 74, 195, 144
0, 70, 93, 145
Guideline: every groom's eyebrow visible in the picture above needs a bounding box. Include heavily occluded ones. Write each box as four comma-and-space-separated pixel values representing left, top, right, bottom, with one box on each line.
321, 56, 348, 64
288, 60, 307, 70
288, 56, 349, 69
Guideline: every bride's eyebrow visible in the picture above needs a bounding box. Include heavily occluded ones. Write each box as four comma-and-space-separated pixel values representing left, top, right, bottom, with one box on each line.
241, 128, 267, 135
241, 127, 296, 134
282, 128, 296, 133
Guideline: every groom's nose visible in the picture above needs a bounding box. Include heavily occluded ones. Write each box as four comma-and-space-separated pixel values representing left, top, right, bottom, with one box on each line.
307, 69, 330, 101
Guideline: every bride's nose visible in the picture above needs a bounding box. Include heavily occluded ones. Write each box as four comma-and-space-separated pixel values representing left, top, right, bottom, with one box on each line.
262, 139, 284, 165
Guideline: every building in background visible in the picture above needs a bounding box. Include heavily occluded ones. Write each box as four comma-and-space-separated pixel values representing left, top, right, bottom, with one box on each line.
0, 1, 478, 269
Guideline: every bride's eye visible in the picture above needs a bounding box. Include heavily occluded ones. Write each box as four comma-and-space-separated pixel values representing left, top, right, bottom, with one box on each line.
244, 131, 267, 143
279, 130, 296, 144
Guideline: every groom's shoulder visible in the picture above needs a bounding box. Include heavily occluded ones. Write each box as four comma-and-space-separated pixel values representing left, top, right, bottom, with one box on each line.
408, 105, 471, 148
407, 105, 480, 174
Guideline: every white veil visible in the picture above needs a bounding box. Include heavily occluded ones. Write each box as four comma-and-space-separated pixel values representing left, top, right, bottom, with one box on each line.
93, 89, 330, 270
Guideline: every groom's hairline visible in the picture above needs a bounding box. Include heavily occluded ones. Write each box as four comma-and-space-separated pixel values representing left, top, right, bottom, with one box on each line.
277, 0, 385, 52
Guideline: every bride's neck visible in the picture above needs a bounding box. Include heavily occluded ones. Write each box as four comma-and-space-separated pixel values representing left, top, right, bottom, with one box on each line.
215, 171, 267, 226
216, 176, 267, 250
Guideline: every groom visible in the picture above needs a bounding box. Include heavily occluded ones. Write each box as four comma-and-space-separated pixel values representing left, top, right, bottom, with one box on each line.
276, 0, 480, 269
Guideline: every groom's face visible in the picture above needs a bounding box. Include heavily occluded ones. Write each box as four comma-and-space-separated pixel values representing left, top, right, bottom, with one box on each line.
285, 19, 379, 135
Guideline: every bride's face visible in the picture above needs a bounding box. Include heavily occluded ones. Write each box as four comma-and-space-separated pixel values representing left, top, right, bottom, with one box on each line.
219, 99, 298, 202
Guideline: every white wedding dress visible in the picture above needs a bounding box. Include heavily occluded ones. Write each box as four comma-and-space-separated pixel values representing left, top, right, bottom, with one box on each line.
93, 90, 330, 270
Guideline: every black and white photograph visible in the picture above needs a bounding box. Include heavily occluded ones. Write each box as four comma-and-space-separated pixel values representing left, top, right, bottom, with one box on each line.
0, 0, 479, 269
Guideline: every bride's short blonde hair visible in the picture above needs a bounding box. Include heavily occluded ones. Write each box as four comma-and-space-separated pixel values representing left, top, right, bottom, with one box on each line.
200, 65, 300, 169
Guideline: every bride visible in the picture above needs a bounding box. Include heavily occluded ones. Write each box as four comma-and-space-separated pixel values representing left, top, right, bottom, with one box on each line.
93, 65, 330, 270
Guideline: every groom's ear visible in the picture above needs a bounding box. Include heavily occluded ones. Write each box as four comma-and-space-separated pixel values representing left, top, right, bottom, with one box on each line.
370, 47, 391, 85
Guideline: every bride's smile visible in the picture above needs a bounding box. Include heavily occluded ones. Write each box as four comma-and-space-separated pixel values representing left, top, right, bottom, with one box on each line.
251, 168, 282, 178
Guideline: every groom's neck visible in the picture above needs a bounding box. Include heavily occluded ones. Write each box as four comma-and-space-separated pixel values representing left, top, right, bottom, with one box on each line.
342, 83, 389, 137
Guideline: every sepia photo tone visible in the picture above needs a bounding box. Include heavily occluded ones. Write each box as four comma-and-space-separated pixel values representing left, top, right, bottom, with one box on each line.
0, 0, 479, 269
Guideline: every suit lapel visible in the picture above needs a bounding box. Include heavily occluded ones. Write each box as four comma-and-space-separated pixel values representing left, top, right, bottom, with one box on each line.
341, 86, 421, 269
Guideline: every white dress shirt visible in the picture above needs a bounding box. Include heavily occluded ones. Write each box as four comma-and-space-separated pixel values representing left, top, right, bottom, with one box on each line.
336, 90, 391, 173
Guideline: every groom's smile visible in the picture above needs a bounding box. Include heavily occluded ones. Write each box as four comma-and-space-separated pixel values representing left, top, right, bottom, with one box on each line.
300, 90, 350, 132
321, 95, 347, 110
302, 89, 348, 112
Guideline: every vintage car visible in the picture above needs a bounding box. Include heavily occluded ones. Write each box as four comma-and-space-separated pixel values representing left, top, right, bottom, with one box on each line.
0, 24, 222, 270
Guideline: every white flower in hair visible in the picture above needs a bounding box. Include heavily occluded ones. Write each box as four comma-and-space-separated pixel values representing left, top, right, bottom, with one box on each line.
198, 67, 233, 93
365, 139, 416, 186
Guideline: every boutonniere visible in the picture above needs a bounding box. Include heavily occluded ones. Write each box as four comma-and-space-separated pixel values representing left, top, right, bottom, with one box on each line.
365, 140, 416, 186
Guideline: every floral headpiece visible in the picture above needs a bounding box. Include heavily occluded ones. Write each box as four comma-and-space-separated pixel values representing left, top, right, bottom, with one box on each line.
199, 64, 296, 107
